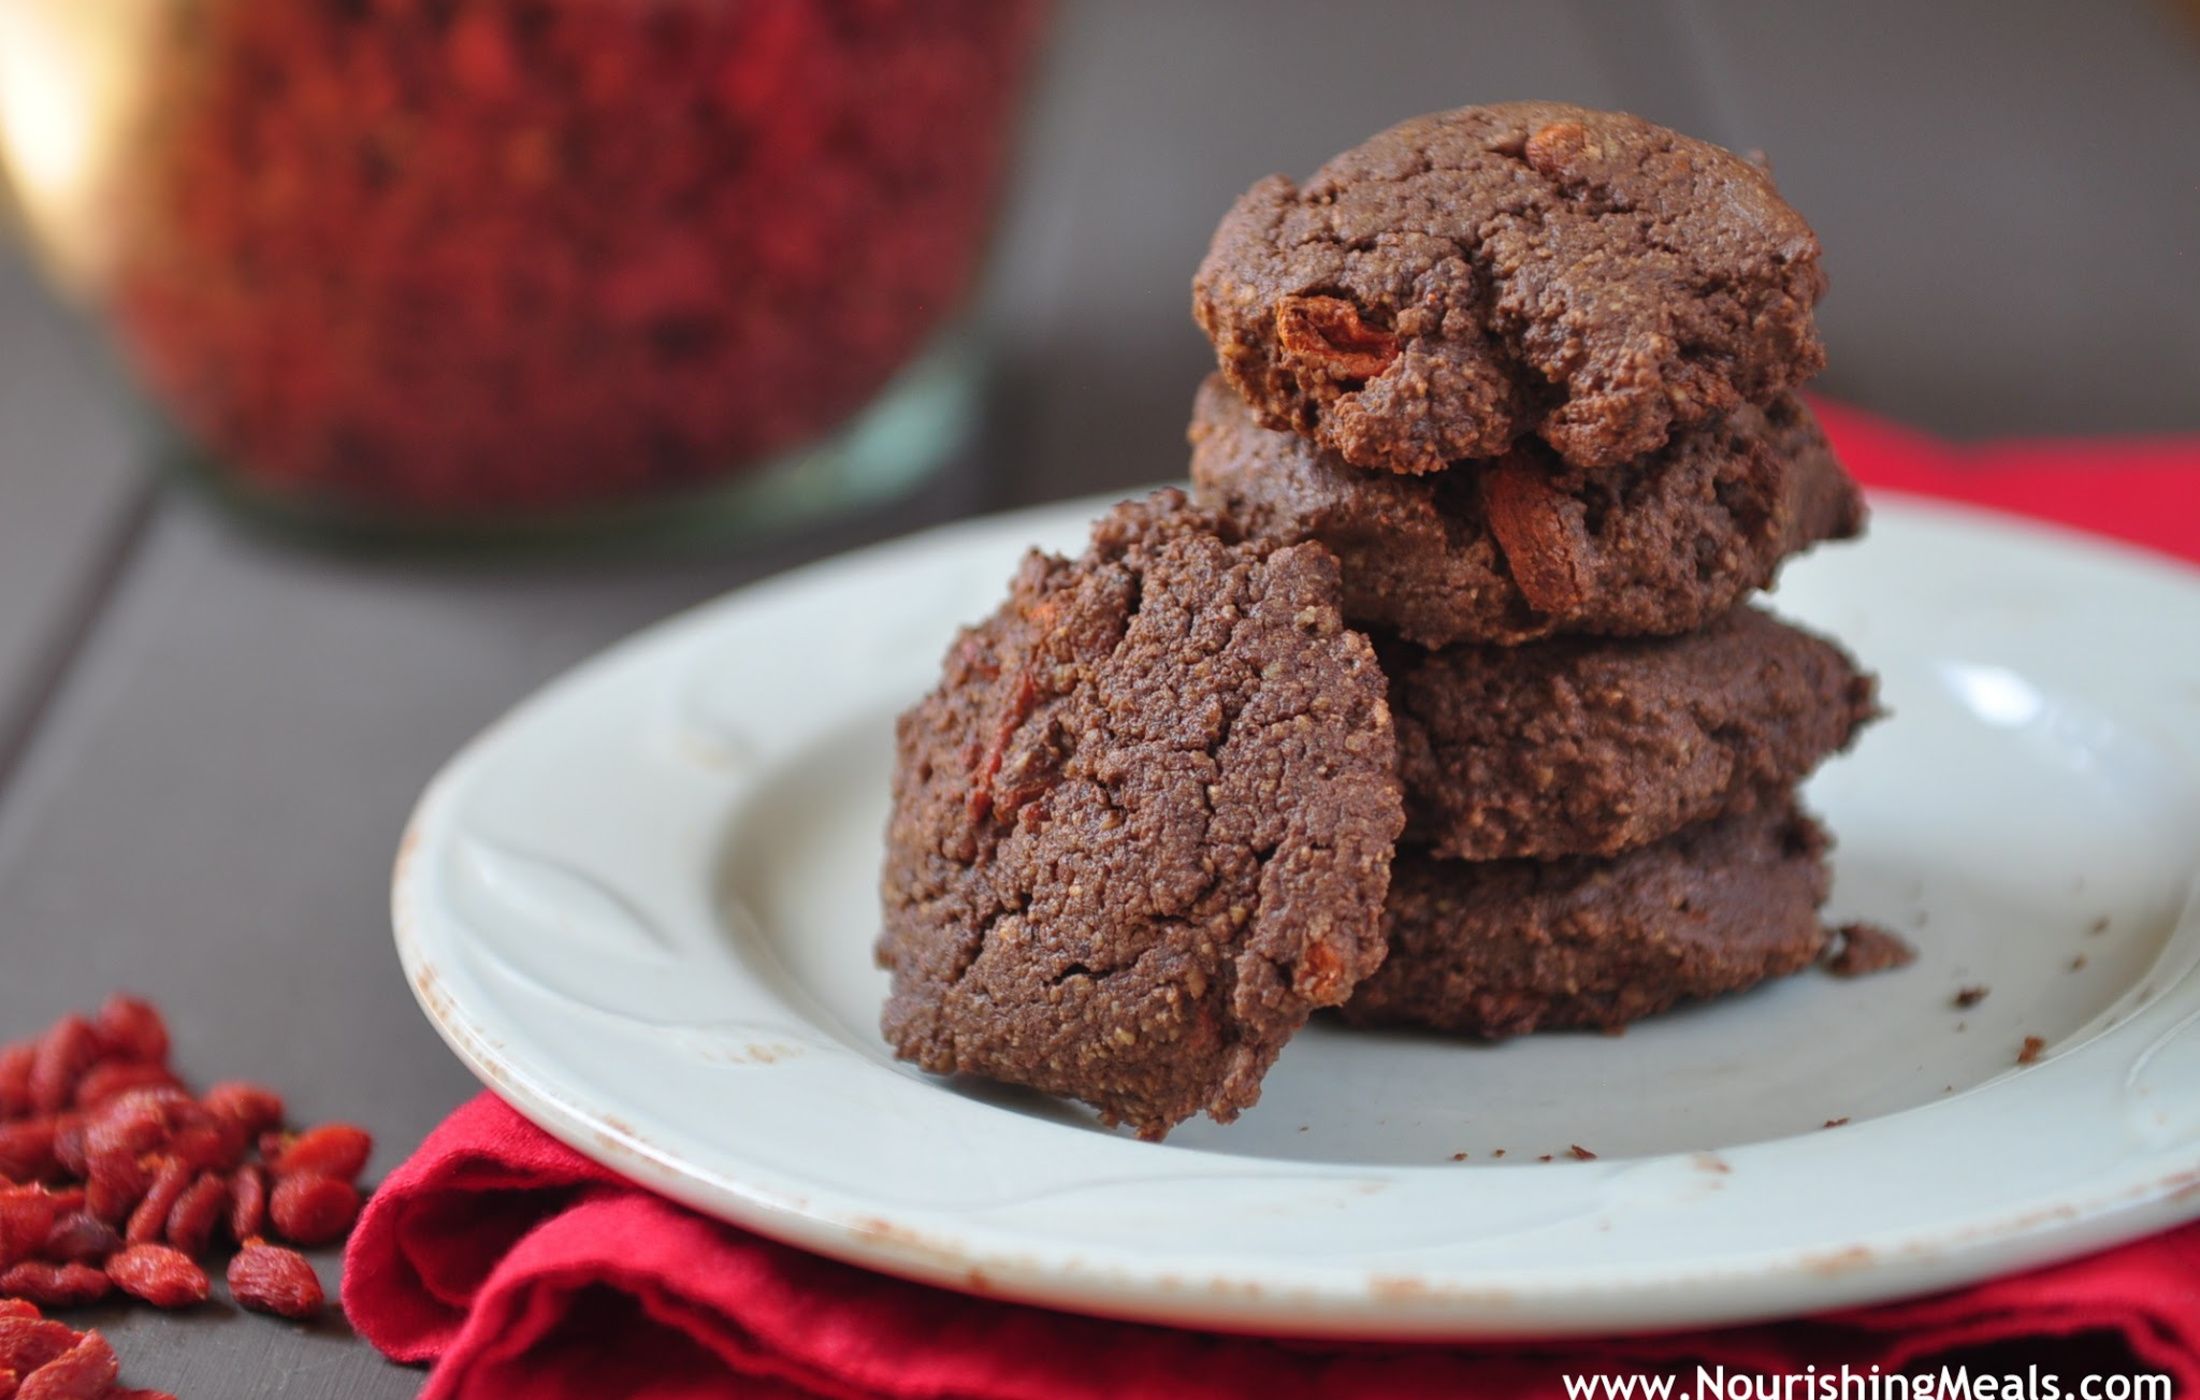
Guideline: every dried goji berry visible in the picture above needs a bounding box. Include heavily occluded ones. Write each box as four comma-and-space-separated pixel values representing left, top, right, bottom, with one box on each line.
37, 1214, 118, 1268
0, 1194, 55, 1271
265, 1125, 371, 1184
69, 1065, 178, 1113
80, 1162, 140, 1232
199, 1083, 282, 1139
268, 1174, 357, 1247
14, 1329, 116, 1400
0, 1049, 32, 1123
0, 1127, 55, 1187
163, 1175, 226, 1259
25, 1197, 73, 1228
1481, 462, 1590, 617
25, 1022, 98, 1120
80, 1099, 167, 1167
226, 1241, 322, 1320
44, 1126, 82, 1185
123, 1162, 188, 1250
99, 1087, 185, 1117
226, 1165, 266, 1244
0, 1262, 110, 1309
164, 1117, 242, 1175
0, 1299, 34, 1320
91, 998, 167, 1066
1273, 294, 1403, 380
0, 1313, 74, 1372
82, 1154, 147, 1227
104, 1246, 207, 1310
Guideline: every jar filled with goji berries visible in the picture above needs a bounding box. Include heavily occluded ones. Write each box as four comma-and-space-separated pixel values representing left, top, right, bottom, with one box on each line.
0, 1, 1044, 543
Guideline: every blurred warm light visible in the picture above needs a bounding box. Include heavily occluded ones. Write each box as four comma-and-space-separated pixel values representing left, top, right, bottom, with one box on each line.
0, 1, 157, 291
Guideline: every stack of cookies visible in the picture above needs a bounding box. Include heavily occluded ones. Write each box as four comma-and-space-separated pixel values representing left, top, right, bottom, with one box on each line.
879, 102, 1886, 1141
1190, 101, 1883, 1040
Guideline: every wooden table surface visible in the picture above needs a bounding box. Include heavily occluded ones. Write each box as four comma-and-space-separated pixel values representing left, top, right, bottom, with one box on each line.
1, 2, 2195, 1393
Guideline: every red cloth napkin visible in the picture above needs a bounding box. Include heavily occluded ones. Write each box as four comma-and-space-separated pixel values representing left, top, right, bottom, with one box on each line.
1808, 400, 2200, 562
346, 410, 2200, 1398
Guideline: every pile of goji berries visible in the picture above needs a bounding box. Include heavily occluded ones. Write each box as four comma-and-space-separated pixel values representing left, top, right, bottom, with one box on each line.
1, 1301, 164, 1400
0, 996, 372, 1398
105, 0, 1045, 521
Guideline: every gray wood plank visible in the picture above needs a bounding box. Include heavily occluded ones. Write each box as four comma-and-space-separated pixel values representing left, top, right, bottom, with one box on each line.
0, 247, 157, 779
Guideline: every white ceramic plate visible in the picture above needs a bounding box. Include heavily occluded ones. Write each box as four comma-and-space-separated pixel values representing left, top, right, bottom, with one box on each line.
394, 493, 2200, 1339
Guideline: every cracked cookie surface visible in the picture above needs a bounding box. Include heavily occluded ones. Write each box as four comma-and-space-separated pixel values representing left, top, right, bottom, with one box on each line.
1344, 804, 1833, 1039
1189, 376, 1862, 648
1393, 607, 1878, 861
877, 490, 1403, 1138
1193, 101, 1826, 474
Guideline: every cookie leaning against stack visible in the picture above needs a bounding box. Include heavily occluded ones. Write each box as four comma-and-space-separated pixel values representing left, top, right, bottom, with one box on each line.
877, 492, 1405, 1138
1191, 100, 1884, 1037
878, 100, 1896, 1141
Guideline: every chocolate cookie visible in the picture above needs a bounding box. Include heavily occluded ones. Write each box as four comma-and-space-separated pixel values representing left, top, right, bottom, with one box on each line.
1189, 376, 1863, 648
878, 490, 1405, 1139
1343, 805, 1832, 1039
1193, 101, 1826, 474
1393, 607, 1877, 861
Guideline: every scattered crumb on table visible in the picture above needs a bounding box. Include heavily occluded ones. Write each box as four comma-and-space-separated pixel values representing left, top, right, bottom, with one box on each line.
1538, 1154, 1554, 1162
1823, 1117, 1850, 1129
1492, 1148, 1505, 1158
2018, 1035, 2046, 1066
1568, 1144, 1597, 1161
1450, 1151, 1468, 1161
2088, 916, 2110, 936
2070, 954, 2088, 971
1953, 985, 1989, 1009
1825, 921, 1918, 977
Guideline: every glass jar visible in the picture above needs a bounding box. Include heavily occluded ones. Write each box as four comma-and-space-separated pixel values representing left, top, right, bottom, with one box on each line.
0, 0, 1044, 544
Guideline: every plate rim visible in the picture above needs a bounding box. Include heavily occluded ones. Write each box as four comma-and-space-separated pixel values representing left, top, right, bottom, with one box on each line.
393, 489, 2200, 1339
